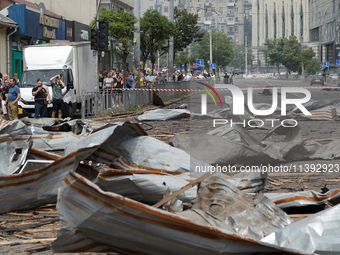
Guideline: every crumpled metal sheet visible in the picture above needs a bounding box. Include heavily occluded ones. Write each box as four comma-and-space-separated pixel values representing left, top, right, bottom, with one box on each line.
52, 172, 305, 254
94, 168, 266, 205
266, 188, 340, 209
292, 99, 340, 113
0, 122, 147, 214
180, 173, 292, 240
291, 105, 340, 120
169, 124, 302, 165
262, 204, 340, 254
95, 168, 197, 204
136, 109, 191, 121
0, 135, 33, 176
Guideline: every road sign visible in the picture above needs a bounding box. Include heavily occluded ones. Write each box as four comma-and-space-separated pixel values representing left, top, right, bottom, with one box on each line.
196, 59, 204, 67
323, 62, 329, 68
336, 60, 340, 66
210, 63, 216, 69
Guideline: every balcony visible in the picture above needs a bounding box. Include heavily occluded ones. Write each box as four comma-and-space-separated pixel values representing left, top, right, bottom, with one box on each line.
227, 1, 235, 7
227, 18, 235, 25
204, 21, 212, 25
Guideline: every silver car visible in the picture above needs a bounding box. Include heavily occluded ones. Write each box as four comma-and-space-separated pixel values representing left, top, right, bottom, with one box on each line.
310, 75, 324, 86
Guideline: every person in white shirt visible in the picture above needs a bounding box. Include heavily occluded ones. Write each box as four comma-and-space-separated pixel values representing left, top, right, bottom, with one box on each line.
183, 73, 191, 81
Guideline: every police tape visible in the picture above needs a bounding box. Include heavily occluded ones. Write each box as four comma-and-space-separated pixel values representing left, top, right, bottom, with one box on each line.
18, 86, 340, 102
108, 86, 339, 91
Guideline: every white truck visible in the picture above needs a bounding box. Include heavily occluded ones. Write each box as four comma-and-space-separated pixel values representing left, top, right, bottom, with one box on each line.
19, 42, 98, 118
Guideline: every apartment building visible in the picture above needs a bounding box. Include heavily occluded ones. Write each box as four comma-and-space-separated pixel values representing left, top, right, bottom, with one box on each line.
142, 0, 250, 45
309, 0, 340, 66
252, 0, 310, 68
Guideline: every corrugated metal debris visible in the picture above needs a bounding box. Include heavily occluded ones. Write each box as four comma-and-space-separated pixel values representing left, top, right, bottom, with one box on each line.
262, 204, 340, 254
52, 172, 305, 255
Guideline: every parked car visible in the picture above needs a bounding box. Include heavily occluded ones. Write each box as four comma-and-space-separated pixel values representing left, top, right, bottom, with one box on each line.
310, 75, 324, 86
328, 73, 339, 85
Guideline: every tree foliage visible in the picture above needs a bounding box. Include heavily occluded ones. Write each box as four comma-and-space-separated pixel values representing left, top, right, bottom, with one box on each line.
140, 9, 176, 73
175, 50, 196, 73
301, 48, 315, 66
174, 7, 203, 54
264, 38, 284, 72
90, 8, 137, 79
281, 36, 302, 72
194, 30, 233, 68
230, 44, 253, 70
305, 58, 321, 75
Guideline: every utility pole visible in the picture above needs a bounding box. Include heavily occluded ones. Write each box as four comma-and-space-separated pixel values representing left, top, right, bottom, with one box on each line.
133, 0, 140, 87
168, 0, 174, 80
245, 35, 247, 75
209, 29, 212, 73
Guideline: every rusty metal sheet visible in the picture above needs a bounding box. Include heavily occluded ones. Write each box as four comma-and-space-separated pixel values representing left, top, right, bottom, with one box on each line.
0, 122, 147, 214
52, 172, 305, 254
183, 173, 292, 240
266, 189, 340, 209
262, 204, 340, 254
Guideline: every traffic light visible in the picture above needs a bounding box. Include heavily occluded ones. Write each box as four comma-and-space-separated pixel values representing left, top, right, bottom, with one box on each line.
98, 22, 109, 51
91, 29, 99, 50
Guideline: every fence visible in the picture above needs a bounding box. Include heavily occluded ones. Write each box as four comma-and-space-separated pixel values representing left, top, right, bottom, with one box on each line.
81, 81, 195, 118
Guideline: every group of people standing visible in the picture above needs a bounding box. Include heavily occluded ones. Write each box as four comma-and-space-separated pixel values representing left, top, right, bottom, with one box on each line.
0, 73, 21, 121
99, 68, 134, 108
0, 72, 66, 121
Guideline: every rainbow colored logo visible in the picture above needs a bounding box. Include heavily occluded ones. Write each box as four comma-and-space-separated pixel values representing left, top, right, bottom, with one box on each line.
197, 82, 223, 106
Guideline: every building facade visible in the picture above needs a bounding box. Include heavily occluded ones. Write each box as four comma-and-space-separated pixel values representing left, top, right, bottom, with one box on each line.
0, 14, 16, 76
141, 0, 251, 45
309, 0, 340, 67
252, 0, 310, 68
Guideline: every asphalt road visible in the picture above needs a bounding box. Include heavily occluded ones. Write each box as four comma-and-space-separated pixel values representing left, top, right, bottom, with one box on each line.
189, 78, 340, 115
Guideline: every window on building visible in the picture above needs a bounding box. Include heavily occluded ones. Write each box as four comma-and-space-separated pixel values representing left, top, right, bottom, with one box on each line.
149, 0, 153, 1
197, 0, 201, 2
198, 17, 201, 21
228, 0, 233, 2
235, 36, 239, 42
228, 17, 233, 21
310, 27, 319, 42
249, 9, 252, 14
235, 0, 238, 2
228, 9, 232, 15
234, 26, 238, 32
205, 16, 211, 21
235, 8, 238, 13
206, 0, 209, 3
235, 17, 238, 22
219, 7, 223, 12
219, 17, 224, 22
229, 26, 233, 32
219, 0, 223, 3
197, 7, 201, 12
212, 16, 215, 22
149, 6, 153, 9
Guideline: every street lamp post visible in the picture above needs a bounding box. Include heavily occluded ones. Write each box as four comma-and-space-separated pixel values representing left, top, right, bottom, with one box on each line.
210, 29, 212, 73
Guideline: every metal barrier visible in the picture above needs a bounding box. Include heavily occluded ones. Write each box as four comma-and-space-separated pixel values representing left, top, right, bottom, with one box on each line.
81, 81, 195, 118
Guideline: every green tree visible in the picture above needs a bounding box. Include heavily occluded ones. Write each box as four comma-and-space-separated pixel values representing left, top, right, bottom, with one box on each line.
305, 58, 321, 75
231, 44, 253, 71
174, 7, 203, 55
90, 8, 137, 80
174, 50, 196, 73
301, 48, 315, 66
281, 36, 302, 73
140, 9, 176, 74
264, 38, 284, 73
194, 30, 233, 69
